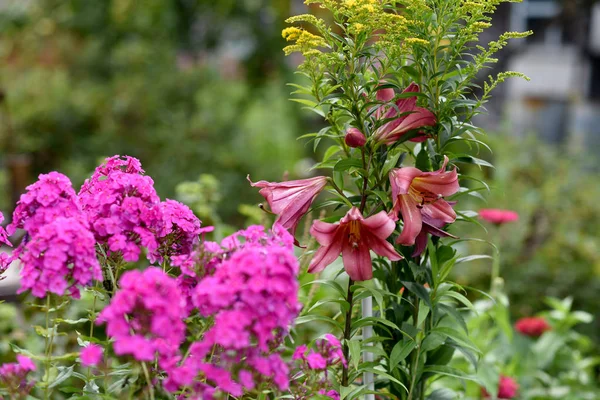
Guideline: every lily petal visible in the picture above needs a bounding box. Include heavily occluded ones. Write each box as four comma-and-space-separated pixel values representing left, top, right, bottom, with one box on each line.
308, 232, 344, 274
310, 220, 340, 246
341, 240, 373, 281
396, 195, 422, 246
422, 200, 456, 223
361, 210, 397, 239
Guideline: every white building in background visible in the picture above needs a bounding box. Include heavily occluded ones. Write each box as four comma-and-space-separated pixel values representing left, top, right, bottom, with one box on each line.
501, 0, 600, 158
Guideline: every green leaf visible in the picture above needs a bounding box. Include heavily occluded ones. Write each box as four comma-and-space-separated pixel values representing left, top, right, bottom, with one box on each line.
421, 332, 446, 352
359, 367, 408, 392
431, 327, 481, 354
295, 315, 344, 331
456, 255, 492, 264
323, 145, 342, 162
49, 365, 74, 389
334, 158, 363, 172
301, 279, 347, 298
440, 290, 477, 313
423, 365, 482, 383
348, 339, 361, 371
426, 388, 458, 400
401, 281, 431, 308
453, 155, 494, 169
389, 341, 416, 371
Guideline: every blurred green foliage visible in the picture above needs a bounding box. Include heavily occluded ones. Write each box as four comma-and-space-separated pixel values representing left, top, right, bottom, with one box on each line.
0, 0, 306, 220
451, 135, 600, 342
445, 296, 599, 399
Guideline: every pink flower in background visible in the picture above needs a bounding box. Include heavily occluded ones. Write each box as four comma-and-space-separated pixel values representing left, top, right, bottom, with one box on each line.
373, 83, 436, 145
319, 390, 341, 400
515, 317, 551, 337
309, 207, 402, 281
482, 375, 519, 399
479, 208, 519, 225
8, 172, 82, 236
344, 127, 367, 148
0, 212, 13, 277
248, 175, 327, 238
0, 355, 36, 397
390, 156, 459, 247
97, 268, 188, 364
80, 344, 103, 367
18, 217, 102, 298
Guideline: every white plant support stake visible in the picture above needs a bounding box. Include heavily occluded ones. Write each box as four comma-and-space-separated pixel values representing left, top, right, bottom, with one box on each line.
362, 296, 375, 400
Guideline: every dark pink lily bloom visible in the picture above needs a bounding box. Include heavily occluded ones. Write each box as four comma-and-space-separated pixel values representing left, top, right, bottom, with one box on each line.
479, 208, 519, 225
373, 83, 436, 145
308, 207, 402, 281
248, 175, 327, 237
390, 156, 459, 246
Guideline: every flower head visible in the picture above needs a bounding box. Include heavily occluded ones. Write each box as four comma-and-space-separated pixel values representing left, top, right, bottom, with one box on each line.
515, 317, 550, 338
309, 207, 402, 281
8, 172, 81, 236
152, 199, 202, 262
18, 217, 101, 298
390, 156, 459, 247
345, 127, 367, 148
97, 268, 188, 364
0, 212, 13, 278
482, 375, 519, 399
0, 355, 36, 397
248, 175, 327, 238
164, 226, 300, 397
373, 83, 436, 145
80, 344, 104, 367
79, 156, 162, 262
479, 208, 519, 225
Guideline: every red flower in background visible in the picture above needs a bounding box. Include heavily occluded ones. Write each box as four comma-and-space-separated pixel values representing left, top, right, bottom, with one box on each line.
479, 208, 519, 225
482, 375, 519, 399
515, 316, 551, 337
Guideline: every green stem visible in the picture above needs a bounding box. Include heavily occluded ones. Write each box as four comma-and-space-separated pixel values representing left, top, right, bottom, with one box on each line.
406, 297, 421, 400
341, 279, 355, 387
141, 361, 155, 400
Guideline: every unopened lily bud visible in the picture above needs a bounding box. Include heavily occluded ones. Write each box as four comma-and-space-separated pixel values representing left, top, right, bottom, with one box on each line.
344, 128, 366, 148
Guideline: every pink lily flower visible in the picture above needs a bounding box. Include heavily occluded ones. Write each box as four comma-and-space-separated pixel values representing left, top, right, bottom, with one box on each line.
248, 175, 327, 237
308, 207, 402, 281
390, 156, 459, 246
411, 213, 458, 257
373, 83, 436, 145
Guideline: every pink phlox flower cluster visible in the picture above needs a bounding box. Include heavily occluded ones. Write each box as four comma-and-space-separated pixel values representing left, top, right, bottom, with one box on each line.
97, 268, 188, 365
7, 172, 81, 236
79, 156, 162, 262
0, 355, 36, 397
0, 212, 12, 277
290, 335, 345, 400
318, 389, 341, 400
17, 217, 101, 298
152, 199, 202, 263
293, 334, 346, 370
80, 344, 104, 367
164, 225, 300, 398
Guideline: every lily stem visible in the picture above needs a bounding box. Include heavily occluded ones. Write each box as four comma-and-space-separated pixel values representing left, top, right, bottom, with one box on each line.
341, 278, 355, 387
